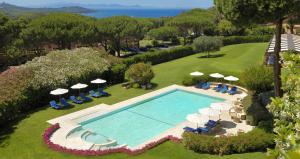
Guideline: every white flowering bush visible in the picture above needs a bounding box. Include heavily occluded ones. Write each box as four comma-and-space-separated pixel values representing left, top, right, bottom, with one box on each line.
23, 48, 118, 90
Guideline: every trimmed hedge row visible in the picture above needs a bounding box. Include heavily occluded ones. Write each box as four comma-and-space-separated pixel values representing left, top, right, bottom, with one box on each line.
182, 128, 274, 156
223, 35, 272, 46
123, 46, 194, 66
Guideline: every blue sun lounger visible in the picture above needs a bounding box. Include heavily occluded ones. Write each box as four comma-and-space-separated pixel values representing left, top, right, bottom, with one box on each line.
60, 98, 70, 107
195, 82, 205, 89
202, 82, 211, 90
80, 93, 92, 101
220, 85, 228, 93
98, 88, 109, 96
50, 101, 62, 109
89, 90, 100, 98
214, 84, 223, 92
228, 86, 238, 95
205, 120, 218, 128
70, 96, 83, 104
183, 127, 209, 133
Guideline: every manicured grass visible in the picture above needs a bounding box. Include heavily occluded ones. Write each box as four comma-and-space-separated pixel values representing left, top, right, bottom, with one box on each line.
0, 43, 268, 159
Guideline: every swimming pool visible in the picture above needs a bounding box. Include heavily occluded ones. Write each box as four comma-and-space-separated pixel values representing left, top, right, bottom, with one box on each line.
80, 89, 224, 148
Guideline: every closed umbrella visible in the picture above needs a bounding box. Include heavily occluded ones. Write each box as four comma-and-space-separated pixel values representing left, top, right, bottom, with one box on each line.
91, 78, 107, 89
186, 113, 209, 128
210, 102, 232, 112
50, 88, 68, 100
199, 108, 221, 119
71, 83, 88, 95
190, 71, 204, 76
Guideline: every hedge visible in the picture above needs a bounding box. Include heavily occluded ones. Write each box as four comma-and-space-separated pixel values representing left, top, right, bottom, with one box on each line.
182, 128, 274, 156
123, 46, 194, 66
222, 35, 272, 46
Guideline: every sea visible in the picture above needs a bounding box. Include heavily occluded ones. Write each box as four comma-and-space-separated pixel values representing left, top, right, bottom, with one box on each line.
82, 8, 187, 18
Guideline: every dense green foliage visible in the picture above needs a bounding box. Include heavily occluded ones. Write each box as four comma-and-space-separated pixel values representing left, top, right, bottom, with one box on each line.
167, 9, 216, 44
182, 128, 274, 156
125, 63, 154, 87
193, 36, 223, 57
147, 26, 179, 41
222, 35, 272, 46
240, 66, 274, 93
267, 53, 300, 158
22, 13, 96, 50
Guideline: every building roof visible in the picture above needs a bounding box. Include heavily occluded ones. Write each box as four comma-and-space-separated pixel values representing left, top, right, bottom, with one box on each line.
267, 34, 300, 53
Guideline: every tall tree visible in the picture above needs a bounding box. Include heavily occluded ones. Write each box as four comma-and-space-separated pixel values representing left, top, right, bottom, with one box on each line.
214, 0, 300, 97
0, 13, 11, 51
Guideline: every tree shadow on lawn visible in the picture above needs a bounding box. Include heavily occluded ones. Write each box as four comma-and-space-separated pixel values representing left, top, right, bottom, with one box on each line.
0, 101, 77, 147
0, 105, 49, 148
197, 53, 226, 59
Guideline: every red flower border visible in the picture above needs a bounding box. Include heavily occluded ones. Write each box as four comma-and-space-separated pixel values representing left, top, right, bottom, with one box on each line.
43, 123, 181, 156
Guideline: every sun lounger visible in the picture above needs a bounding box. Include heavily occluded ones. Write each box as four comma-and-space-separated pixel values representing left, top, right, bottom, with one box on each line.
220, 85, 228, 93
50, 101, 62, 109
228, 86, 238, 95
89, 90, 100, 98
98, 88, 109, 96
183, 127, 209, 133
196, 82, 205, 89
70, 96, 83, 104
205, 120, 218, 128
60, 98, 70, 107
202, 82, 211, 90
214, 84, 223, 92
80, 93, 92, 101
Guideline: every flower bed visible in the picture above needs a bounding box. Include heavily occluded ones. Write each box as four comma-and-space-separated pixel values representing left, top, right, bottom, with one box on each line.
43, 124, 181, 156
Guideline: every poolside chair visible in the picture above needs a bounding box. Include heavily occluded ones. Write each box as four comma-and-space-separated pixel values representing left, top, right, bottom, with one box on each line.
205, 120, 218, 128
214, 84, 223, 92
50, 101, 62, 109
195, 82, 205, 89
202, 82, 211, 90
228, 86, 238, 95
220, 85, 228, 93
183, 127, 198, 133
183, 127, 209, 133
69, 96, 83, 104
98, 88, 109, 96
80, 93, 92, 101
60, 98, 70, 107
89, 90, 100, 98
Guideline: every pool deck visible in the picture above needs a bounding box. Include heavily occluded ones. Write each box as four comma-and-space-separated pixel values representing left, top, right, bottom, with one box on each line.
47, 84, 252, 151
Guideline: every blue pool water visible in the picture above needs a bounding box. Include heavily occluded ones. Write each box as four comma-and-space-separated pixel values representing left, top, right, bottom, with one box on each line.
81, 89, 224, 147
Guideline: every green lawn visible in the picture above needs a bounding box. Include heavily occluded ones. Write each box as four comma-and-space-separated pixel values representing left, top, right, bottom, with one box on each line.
0, 43, 268, 159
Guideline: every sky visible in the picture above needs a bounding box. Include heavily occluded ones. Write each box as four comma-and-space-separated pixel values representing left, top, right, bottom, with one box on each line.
1, 0, 214, 9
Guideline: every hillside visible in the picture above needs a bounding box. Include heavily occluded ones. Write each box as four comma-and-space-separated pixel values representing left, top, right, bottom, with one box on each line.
0, 2, 94, 17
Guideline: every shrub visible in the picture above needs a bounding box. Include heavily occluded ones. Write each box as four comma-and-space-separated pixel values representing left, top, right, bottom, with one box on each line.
193, 36, 223, 57
222, 35, 272, 46
182, 128, 274, 155
243, 92, 273, 126
247, 26, 275, 36
0, 67, 33, 125
125, 63, 154, 88
240, 66, 274, 93
124, 46, 194, 66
